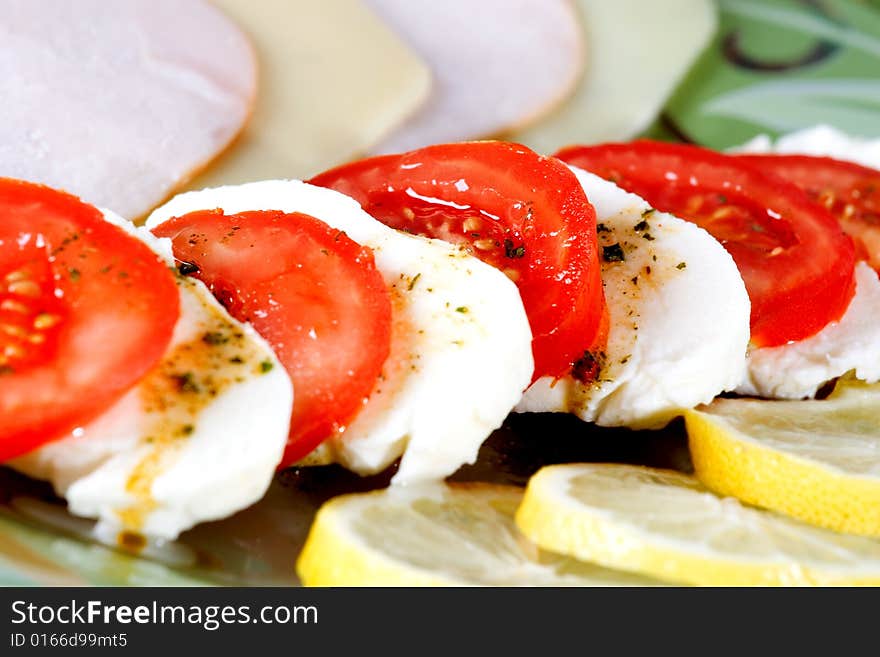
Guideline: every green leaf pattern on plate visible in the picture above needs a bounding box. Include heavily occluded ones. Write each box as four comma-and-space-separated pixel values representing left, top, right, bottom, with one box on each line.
651, 0, 880, 147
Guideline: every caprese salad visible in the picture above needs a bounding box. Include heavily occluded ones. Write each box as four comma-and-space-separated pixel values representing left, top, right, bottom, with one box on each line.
2, 130, 878, 548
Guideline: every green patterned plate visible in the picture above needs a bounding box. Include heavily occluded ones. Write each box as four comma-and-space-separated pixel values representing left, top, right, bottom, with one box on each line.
2, 0, 879, 586
646, 0, 880, 145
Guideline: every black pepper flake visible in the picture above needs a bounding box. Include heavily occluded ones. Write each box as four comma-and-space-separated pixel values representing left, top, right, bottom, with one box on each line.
177, 260, 200, 276
642, 233, 655, 241
174, 372, 200, 393
571, 350, 605, 383
68, 268, 81, 282
408, 273, 422, 291
181, 424, 195, 436
602, 243, 625, 262
503, 239, 526, 259
634, 220, 650, 232
259, 360, 274, 373
229, 356, 244, 364
641, 208, 656, 218
596, 223, 611, 233
676, 262, 687, 270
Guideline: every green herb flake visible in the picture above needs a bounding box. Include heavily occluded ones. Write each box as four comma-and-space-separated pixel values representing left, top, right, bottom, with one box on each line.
503, 239, 526, 259
202, 331, 229, 346
408, 273, 422, 291
455, 306, 469, 314
259, 360, 274, 374
641, 208, 656, 218
68, 268, 81, 282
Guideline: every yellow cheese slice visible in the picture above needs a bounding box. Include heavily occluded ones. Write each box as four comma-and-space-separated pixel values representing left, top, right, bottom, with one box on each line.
191, 0, 431, 187
508, 0, 717, 153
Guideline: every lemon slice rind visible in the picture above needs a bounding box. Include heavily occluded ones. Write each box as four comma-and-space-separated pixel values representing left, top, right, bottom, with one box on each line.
515, 463, 880, 587
685, 382, 880, 537
296, 482, 666, 587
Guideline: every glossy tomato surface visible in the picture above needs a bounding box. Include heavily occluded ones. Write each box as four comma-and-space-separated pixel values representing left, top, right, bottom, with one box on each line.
310, 141, 608, 381
152, 209, 392, 466
0, 178, 179, 460
736, 153, 880, 272
557, 141, 856, 347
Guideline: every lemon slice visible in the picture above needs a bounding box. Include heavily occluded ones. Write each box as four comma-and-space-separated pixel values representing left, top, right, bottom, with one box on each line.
296, 483, 665, 586
685, 378, 880, 536
515, 463, 880, 586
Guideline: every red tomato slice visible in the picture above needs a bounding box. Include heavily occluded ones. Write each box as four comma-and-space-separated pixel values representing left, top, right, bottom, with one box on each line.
151, 209, 392, 466
736, 154, 880, 272
556, 141, 857, 347
0, 178, 179, 460
309, 141, 608, 381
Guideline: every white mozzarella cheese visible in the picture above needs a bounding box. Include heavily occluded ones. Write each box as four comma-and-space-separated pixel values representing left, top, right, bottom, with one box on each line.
516, 167, 750, 428
735, 124, 880, 170
737, 263, 880, 399
10, 212, 293, 542
146, 181, 533, 485
733, 126, 880, 398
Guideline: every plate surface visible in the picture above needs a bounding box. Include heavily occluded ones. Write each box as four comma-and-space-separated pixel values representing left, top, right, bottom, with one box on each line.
2, 0, 878, 586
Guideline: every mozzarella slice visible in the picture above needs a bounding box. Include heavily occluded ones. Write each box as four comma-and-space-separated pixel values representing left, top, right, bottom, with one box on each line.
146, 181, 533, 485
737, 263, 880, 399
517, 167, 750, 428
731, 126, 880, 398
734, 125, 880, 170
9, 212, 293, 542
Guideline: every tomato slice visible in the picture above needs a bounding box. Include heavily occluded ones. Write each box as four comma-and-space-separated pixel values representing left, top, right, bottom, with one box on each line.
0, 178, 179, 460
556, 141, 857, 347
309, 141, 608, 381
151, 209, 392, 466
735, 154, 880, 272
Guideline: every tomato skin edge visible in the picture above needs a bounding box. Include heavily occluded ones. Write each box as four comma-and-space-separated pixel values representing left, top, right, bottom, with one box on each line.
151, 209, 393, 468
310, 141, 609, 382
0, 178, 180, 460
556, 140, 857, 347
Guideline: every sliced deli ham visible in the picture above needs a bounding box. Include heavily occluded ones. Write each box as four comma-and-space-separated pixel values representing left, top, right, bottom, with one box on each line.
0, 0, 257, 219
364, 0, 584, 153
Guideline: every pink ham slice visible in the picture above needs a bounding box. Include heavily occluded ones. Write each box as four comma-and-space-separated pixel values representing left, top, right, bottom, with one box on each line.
364, 0, 585, 154
0, 0, 256, 219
